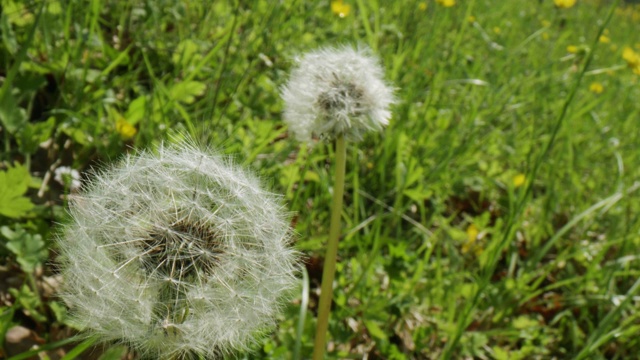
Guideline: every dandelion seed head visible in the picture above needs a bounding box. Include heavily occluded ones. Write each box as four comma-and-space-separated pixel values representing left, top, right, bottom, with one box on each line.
54, 166, 82, 191
281, 45, 395, 142
57, 142, 299, 359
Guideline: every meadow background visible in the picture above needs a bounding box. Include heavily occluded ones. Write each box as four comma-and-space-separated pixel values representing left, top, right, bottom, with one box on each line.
1, 0, 640, 359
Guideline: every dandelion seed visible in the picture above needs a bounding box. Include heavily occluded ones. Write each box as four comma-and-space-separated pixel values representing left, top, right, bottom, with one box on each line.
57, 142, 299, 359
281, 45, 395, 142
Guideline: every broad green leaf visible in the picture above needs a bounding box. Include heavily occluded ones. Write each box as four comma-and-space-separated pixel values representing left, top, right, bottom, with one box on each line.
17, 117, 56, 155
170, 81, 206, 104
492, 347, 511, 360
125, 96, 147, 125
364, 320, 388, 342
9, 284, 46, 323
47, 0, 62, 14
98, 346, 129, 360
513, 315, 539, 330
0, 1, 43, 134
1, 11, 18, 54
0, 164, 34, 218
67, 68, 101, 83
403, 188, 433, 202
0, 89, 27, 134
0, 306, 15, 345
62, 127, 90, 145
2, 0, 34, 26
48, 301, 68, 324
171, 39, 201, 68
14, 73, 47, 97
2, 225, 47, 273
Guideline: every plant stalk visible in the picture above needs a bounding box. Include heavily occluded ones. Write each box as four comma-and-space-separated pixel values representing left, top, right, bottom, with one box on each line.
312, 135, 346, 360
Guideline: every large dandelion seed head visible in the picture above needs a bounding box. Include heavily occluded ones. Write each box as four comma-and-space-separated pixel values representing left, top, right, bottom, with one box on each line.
57, 143, 299, 359
281, 45, 395, 142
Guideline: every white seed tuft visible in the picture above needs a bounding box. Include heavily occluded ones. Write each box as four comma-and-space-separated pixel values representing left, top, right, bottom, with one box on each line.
281, 45, 396, 142
57, 142, 299, 359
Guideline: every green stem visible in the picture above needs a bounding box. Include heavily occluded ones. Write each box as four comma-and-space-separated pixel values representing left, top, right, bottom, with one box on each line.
25, 272, 46, 316
6, 336, 85, 360
312, 135, 347, 360
3, 131, 9, 161
59, 337, 99, 360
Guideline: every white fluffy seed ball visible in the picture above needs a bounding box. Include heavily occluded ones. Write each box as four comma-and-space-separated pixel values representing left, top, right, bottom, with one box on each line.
281, 45, 395, 142
57, 143, 299, 359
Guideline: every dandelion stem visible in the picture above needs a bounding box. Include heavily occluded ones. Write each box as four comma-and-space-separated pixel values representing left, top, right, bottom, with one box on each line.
312, 135, 346, 360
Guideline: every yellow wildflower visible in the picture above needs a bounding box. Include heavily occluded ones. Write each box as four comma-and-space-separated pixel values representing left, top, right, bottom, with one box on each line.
554, 0, 577, 9
467, 15, 476, 23
493, 27, 501, 34
589, 82, 604, 94
419, 2, 427, 11
542, 32, 550, 40
623, 47, 640, 66
623, 47, 640, 75
116, 118, 137, 139
566, 45, 578, 53
599, 35, 610, 44
513, 174, 526, 188
436, 0, 456, 7
466, 224, 479, 243
462, 223, 482, 255
331, 0, 350, 17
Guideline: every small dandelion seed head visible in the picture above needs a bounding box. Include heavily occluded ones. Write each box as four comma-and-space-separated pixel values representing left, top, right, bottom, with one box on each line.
56, 142, 299, 359
281, 45, 395, 142
53, 166, 82, 191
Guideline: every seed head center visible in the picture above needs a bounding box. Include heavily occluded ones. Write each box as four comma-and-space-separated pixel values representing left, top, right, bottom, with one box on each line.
140, 218, 222, 280
317, 81, 365, 117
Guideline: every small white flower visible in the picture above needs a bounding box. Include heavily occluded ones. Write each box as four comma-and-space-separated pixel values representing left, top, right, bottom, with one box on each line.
281, 45, 395, 142
53, 166, 81, 191
57, 143, 298, 359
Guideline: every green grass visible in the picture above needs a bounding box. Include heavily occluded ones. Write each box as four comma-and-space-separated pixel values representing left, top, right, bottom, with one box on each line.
2, 0, 640, 359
